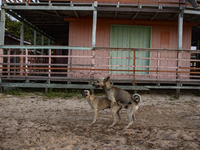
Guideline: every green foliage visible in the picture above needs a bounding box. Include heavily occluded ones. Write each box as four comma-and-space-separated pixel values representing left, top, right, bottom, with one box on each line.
5, 13, 53, 54
45, 89, 80, 100
6, 87, 21, 95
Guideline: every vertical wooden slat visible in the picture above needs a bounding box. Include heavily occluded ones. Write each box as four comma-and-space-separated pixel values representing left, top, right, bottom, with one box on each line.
7, 49, 10, 78
133, 51, 136, 86
48, 49, 51, 82
156, 51, 160, 82
42, 35, 44, 55
20, 51, 23, 76
0, 48, 3, 92
91, 49, 95, 78
69, 49, 72, 79
25, 49, 28, 82
34, 30, 37, 55
14, 50, 16, 76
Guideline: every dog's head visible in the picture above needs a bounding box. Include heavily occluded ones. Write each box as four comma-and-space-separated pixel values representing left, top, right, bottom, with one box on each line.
82, 90, 93, 97
93, 76, 110, 88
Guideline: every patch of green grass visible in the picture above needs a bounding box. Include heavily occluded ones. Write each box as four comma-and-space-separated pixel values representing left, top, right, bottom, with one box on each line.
196, 93, 200, 96
6, 87, 21, 95
45, 88, 80, 100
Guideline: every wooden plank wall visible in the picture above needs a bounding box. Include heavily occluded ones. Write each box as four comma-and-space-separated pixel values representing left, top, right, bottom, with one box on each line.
69, 19, 192, 79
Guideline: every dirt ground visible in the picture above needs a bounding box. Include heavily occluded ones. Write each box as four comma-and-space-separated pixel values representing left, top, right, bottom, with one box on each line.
0, 89, 200, 150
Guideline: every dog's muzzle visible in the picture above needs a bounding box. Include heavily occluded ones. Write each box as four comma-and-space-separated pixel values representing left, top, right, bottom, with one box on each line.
92, 82, 100, 88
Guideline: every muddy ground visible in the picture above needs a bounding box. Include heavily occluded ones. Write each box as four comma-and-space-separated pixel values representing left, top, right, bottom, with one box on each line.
0, 90, 200, 150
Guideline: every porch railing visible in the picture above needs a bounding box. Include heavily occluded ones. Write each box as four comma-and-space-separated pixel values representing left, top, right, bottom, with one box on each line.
2, 0, 186, 7
0, 46, 200, 90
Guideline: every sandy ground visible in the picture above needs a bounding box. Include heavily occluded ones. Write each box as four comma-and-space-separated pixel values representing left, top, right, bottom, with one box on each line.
0, 90, 200, 150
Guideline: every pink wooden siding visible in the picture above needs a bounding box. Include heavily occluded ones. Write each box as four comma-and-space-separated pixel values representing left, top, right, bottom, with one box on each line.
68, 19, 192, 79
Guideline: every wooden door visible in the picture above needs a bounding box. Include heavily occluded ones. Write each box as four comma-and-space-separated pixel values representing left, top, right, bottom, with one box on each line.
110, 25, 151, 74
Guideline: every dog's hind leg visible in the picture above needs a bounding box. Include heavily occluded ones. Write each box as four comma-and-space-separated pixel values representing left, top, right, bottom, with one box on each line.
110, 105, 121, 127
125, 105, 134, 129
132, 114, 136, 121
117, 107, 122, 124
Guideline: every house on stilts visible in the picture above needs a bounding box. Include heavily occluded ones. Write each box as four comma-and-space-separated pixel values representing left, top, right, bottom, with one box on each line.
0, 0, 200, 97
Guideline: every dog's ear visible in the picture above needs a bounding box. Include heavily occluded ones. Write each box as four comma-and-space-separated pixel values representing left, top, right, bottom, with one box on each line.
103, 76, 110, 83
89, 90, 93, 95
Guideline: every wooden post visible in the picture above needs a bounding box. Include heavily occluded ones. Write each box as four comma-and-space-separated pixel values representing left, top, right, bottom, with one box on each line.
69, 49, 72, 82
0, 48, 2, 93
20, 51, 23, 76
91, 49, 95, 78
176, 13, 183, 98
133, 51, 136, 86
156, 51, 160, 86
20, 22, 25, 77
42, 35, 44, 55
7, 49, 10, 79
34, 30, 37, 55
45, 49, 51, 94
0, 9, 5, 92
25, 48, 29, 83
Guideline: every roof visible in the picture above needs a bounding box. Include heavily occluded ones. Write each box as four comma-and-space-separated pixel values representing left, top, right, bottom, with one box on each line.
2, 1, 200, 45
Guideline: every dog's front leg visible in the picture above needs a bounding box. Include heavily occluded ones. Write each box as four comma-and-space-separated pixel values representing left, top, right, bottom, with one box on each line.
92, 109, 98, 124
107, 94, 116, 108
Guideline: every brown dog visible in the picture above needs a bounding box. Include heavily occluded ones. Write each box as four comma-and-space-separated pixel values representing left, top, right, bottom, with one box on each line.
82, 90, 122, 126
93, 76, 141, 128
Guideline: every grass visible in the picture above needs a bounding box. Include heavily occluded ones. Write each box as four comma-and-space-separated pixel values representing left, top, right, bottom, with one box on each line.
5, 87, 22, 95
44, 88, 80, 100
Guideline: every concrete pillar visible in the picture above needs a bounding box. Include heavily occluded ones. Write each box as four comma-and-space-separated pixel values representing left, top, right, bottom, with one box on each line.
176, 13, 184, 99
0, 9, 5, 93
92, 9, 97, 47
178, 13, 183, 50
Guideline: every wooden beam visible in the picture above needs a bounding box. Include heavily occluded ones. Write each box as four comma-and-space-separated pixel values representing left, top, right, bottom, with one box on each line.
96, 7, 182, 13
150, 12, 158, 20
54, 10, 60, 16
132, 12, 139, 20
114, 11, 117, 18
187, 15, 197, 21
168, 13, 178, 21
184, 10, 200, 15
0, 45, 93, 50
1, 67, 200, 74
64, 18, 197, 26
5, 10, 55, 40
2, 5, 95, 11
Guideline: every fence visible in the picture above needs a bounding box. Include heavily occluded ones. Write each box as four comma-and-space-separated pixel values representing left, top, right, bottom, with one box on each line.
2, 0, 186, 7
0, 46, 200, 91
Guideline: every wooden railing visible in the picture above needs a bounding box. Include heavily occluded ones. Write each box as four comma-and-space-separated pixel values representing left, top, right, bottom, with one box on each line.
2, 0, 186, 7
0, 47, 200, 88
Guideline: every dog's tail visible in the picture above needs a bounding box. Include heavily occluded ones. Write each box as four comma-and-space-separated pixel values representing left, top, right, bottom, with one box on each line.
132, 94, 141, 104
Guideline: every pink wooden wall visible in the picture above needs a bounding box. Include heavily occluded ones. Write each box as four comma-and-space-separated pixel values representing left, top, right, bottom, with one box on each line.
68, 19, 192, 79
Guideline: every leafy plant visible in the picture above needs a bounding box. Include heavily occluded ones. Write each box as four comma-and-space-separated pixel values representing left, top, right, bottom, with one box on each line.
6, 87, 21, 95
45, 88, 80, 100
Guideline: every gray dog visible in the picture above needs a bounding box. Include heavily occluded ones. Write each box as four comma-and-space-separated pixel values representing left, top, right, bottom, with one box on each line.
82, 90, 122, 126
93, 76, 141, 128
